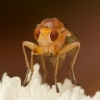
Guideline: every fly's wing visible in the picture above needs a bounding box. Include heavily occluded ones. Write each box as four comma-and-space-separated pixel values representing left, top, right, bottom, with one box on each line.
64, 30, 80, 57
66, 30, 80, 43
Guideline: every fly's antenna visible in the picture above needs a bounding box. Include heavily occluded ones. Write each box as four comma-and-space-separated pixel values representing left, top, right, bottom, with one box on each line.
64, 23, 69, 28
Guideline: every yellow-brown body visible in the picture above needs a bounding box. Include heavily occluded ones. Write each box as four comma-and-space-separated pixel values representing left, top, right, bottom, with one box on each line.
22, 18, 80, 92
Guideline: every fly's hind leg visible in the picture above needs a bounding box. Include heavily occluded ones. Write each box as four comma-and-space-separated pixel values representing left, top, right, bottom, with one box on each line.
59, 42, 80, 86
22, 41, 43, 86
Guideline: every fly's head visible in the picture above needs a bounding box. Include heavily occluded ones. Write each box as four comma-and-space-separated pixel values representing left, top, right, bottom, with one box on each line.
34, 18, 71, 46
33, 18, 71, 56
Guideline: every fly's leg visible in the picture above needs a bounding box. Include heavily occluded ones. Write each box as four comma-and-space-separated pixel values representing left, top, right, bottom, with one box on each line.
27, 51, 34, 84
67, 46, 80, 86
68, 45, 80, 86
22, 41, 35, 86
59, 42, 80, 86
54, 56, 60, 92
40, 55, 47, 83
22, 41, 43, 86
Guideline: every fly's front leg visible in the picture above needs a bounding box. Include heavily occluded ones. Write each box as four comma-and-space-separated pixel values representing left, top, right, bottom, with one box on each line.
22, 41, 43, 86
59, 42, 80, 86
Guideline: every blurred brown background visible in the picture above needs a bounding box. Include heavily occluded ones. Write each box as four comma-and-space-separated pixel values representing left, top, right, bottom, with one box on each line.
0, 0, 100, 96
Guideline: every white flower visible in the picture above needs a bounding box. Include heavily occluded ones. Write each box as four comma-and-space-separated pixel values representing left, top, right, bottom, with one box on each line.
0, 64, 100, 100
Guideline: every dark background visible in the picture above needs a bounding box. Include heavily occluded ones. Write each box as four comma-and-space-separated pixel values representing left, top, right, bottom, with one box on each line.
0, 0, 100, 96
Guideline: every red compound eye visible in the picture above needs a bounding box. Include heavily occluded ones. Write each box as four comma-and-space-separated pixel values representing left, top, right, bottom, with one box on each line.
34, 27, 40, 40
50, 29, 58, 41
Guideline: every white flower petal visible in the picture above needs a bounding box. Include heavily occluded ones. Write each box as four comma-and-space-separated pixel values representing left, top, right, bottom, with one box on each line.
0, 64, 100, 100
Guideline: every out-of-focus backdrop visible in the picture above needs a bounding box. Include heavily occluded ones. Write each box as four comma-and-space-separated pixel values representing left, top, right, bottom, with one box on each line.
0, 0, 100, 96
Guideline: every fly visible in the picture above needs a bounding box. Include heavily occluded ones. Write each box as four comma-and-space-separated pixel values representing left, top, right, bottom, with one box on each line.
22, 18, 80, 92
